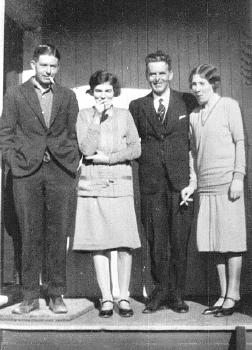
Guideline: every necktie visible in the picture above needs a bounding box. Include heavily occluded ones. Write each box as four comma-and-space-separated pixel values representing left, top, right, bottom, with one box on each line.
157, 98, 166, 123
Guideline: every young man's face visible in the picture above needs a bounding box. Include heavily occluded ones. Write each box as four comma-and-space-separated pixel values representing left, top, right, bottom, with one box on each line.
31, 54, 59, 88
146, 61, 173, 96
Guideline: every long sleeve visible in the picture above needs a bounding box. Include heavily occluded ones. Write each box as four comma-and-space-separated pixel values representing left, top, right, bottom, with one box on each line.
189, 122, 197, 190
227, 100, 246, 178
67, 90, 79, 141
76, 109, 101, 156
109, 111, 141, 164
0, 88, 18, 165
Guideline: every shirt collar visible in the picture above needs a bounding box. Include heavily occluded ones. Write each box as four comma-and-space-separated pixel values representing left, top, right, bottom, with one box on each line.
32, 77, 54, 94
152, 88, 170, 102
153, 89, 170, 112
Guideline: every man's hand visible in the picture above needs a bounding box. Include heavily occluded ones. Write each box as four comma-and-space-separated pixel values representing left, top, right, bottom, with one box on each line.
85, 150, 110, 164
229, 178, 243, 201
180, 186, 194, 206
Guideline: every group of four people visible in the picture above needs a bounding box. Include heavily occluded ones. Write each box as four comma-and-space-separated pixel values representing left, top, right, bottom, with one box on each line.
0, 44, 246, 319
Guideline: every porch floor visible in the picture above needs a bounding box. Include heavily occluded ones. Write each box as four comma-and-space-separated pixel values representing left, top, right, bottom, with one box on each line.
0, 296, 251, 331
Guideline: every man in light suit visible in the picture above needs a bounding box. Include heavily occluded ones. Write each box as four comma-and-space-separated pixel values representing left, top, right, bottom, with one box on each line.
0, 44, 80, 314
129, 50, 197, 313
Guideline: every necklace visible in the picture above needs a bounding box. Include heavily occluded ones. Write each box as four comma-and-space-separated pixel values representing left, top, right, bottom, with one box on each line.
200, 97, 222, 126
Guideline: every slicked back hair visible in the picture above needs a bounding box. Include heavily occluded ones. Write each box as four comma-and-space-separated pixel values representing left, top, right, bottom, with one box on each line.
145, 50, 172, 73
32, 44, 61, 62
189, 64, 221, 91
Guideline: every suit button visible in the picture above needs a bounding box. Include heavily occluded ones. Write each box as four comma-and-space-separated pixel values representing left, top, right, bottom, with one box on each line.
160, 134, 165, 140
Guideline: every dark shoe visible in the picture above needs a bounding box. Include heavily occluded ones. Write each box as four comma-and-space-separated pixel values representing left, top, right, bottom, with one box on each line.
169, 299, 189, 313
99, 300, 113, 318
49, 296, 68, 314
12, 299, 39, 314
214, 297, 240, 317
118, 299, 134, 317
202, 296, 225, 315
142, 292, 168, 314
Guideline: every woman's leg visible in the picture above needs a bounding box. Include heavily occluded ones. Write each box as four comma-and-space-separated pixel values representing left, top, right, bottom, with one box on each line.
117, 249, 132, 309
222, 253, 242, 308
93, 250, 113, 310
214, 253, 227, 306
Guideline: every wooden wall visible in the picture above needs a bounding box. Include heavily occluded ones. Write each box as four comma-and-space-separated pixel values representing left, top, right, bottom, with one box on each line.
17, 0, 252, 297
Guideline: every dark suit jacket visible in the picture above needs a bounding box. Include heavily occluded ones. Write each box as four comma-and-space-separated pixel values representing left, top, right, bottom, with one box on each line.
0, 78, 80, 177
129, 89, 197, 194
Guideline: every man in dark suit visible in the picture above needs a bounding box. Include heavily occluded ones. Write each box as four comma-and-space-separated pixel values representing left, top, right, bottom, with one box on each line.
129, 50, 197, 313
0, 44, 80, 314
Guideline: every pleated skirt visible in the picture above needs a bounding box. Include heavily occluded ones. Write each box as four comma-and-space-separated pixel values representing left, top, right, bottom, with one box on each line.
72, 196, 141, 251
196, 192, 246, 252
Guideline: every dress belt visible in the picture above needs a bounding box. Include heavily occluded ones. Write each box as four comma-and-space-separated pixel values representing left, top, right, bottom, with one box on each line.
80, 175, 132, 181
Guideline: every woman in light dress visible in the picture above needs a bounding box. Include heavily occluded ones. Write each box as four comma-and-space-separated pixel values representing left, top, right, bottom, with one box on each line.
73, 70, 141, 318
182, 64, 246, 317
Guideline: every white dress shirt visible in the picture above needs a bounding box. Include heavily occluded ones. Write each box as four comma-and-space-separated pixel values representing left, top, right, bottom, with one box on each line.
153, 89, 170, 115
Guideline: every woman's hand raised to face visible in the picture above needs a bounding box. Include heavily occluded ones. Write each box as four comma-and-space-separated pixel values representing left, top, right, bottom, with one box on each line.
94, 100, 112, 114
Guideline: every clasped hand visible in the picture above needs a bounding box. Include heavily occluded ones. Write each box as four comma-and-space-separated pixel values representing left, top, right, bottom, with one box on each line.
86, 150, 110, 164
229, 178, 243, 201
180, 185, 194, 206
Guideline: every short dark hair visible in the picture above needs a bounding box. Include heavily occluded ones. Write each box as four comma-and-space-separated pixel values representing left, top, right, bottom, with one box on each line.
87, 70, 121, 97
189, 64, 221, 91
145, 50, 172, 72
32, 44, 61, 62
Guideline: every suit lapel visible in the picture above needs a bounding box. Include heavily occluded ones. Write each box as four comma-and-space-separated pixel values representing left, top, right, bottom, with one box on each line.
49, 83, 64, 127
20, 79, 47, 129
142, 93, 165, 136
165, 89, 183, 131
166, 89, 178, 121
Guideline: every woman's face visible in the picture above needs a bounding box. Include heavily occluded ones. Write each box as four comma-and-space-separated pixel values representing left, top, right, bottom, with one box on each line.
93, 82, 114, 104
190, 74, 214, 105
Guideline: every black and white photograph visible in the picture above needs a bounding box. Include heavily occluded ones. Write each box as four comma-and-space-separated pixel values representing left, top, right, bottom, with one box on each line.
0, 0, 252, 349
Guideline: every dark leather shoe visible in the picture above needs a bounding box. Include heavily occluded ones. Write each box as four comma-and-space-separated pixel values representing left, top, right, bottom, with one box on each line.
118, 299, 134, 317
49, 296, 68, 314
202, 296, 225, 315
12, 299, 39, 314
142, 292, 168, 314
214, 297, 240, 317
99, 300, 113, 318
169, 299, 189, 313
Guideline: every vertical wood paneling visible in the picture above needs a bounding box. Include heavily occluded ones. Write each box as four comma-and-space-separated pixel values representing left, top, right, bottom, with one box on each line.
126, 0, 138, 88
177, 10, 190, 91
229, 17, 243, 103
75, 23, 92, 87
219, 18, 232, 97
196, 5, 209, 68
165, 12, 179, 90
90, 1, 107, 74
207, 1, 222, 93
136, 0, 148, 88
41, 0, 244, 98
121, 1, 131, 88
58, 28, 76, 88
106, 1, 124, 83
146, 0, 158, 54
157, 1, 169, 52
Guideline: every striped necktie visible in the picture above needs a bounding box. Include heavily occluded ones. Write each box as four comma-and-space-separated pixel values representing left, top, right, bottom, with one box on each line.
157, 98, 166, 123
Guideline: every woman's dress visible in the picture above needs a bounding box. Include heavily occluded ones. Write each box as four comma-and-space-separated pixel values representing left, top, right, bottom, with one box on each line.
73, 107, 141, 251
190, 94, 246, 252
